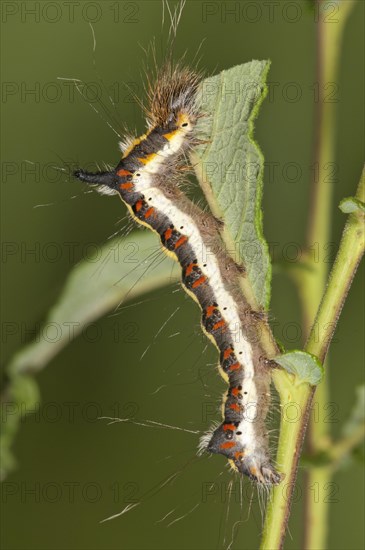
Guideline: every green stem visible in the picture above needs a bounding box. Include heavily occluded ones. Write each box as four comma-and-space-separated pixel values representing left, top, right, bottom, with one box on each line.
260, 169, 365, 550
305, 168, 365, 361
280, 2, 357, 548
303, 0, 357, 514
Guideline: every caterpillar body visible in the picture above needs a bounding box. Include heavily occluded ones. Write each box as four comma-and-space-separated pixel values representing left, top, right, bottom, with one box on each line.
74, 64, 281, 485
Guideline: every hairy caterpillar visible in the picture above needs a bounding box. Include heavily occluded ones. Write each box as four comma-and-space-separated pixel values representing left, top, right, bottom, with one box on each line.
74, 62, 281, 486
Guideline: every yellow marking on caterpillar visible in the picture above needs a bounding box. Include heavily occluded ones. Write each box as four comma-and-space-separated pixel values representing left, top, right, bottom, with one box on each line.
163, 129, 179, 141
177, 112, 190, 126
137, 153, 157, 165
122, 132, 149, 159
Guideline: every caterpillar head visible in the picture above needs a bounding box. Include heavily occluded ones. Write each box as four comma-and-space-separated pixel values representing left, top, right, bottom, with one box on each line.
148, 64, 200, 128
205, 422, 282, 486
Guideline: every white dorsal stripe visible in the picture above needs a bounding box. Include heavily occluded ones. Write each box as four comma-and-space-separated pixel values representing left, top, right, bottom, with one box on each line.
130, 122, 260, 450
134, 170, 259, 444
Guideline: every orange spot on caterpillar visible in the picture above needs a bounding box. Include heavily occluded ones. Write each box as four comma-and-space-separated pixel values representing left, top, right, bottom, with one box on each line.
231, 387, 241, 397
229, 362, 241, 371
230, 403, 241, 412
144, 207, 155, 219
185, 262, 197, 276
117, 169, 133, 177
135, 200, 143, 212
234, 451, 245, 460
223, 424, 236, 432
192, 276, 207, 288
174, 235, 188, 249
205, 305, 216, 317
250, 466, 258, 477
220, 441, 236, 450
164, 227, 173, 241
223, 348, 234, 359
119, 182, 134, 190
213, 320, 225, 331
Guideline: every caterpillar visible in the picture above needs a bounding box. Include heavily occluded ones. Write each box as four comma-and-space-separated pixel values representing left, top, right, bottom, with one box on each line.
74, 62, 281, 486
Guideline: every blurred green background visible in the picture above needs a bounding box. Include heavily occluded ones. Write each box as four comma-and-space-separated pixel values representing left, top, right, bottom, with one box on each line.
1, 1, 364, 548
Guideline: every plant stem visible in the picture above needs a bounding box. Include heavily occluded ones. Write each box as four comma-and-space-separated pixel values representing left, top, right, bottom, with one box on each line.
260, 168, 365, 550
264, 1, 357, 548
305, 169, 364, 361
302, 1, 358, 544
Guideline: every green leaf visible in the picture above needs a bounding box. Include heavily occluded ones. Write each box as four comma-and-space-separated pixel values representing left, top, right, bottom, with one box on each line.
6, 232, 177, 377
339, 196, 365, 214
191, 61, 271, 308
274, 350, 324, 386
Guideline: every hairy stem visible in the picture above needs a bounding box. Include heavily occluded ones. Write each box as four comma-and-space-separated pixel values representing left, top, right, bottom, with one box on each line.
261, 168, 364, 550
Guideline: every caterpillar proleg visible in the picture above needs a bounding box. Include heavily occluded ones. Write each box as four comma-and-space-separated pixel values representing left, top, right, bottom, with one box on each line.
74, 62, 281, 486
